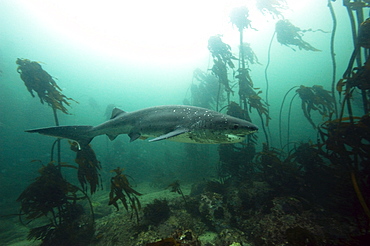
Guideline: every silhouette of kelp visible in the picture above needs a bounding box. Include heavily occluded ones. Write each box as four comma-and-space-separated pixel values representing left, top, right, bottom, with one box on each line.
109, 167, 142, 222
275, 19, 321, 51
168, 180, 188, 206
16, 59, 96, 245
69, 141, 102, 194
17, 162, 94, 245
16, 58, 77, 114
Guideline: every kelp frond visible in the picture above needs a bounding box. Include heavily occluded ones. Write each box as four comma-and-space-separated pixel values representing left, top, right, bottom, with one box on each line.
16, 58, 77, 114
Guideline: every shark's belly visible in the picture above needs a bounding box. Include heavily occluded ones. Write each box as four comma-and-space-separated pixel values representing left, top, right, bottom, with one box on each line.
157, 132, 246, 144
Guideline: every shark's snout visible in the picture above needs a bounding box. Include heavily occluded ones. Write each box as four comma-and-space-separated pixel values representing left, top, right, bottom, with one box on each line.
249, 124, 259, 131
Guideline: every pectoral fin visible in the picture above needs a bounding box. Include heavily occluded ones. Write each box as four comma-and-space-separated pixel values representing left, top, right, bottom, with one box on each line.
128, 132, 141, 142
149, 128, 189, 142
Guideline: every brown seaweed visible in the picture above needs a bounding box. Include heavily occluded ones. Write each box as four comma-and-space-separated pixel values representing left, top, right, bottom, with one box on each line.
108, 167, 142, 222
17, 162, 94, 245
296, 85, 335, 129
168, 180, 188, 205
256, 0, 287, 18
275, 20, 321, 51
69, 141, 102, 195
16, 58, 77, 114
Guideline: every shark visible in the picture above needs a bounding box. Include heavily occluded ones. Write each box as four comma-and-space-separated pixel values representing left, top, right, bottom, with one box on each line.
26, 105, 258, 147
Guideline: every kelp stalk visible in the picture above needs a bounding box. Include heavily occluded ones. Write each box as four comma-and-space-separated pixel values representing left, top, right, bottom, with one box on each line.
351, 172, 370, 220
327, 0, 338, 118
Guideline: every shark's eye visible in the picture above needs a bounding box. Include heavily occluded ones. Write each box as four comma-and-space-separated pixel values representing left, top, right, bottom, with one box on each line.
233, 124, 239, 129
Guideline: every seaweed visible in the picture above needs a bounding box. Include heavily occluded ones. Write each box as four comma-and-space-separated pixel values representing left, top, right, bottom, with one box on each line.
240, 42, 261, 65
256, 0, 287, 18
208, 35, 236, 100
69, 141, 102, 194
16, 59, 97, 245
17, 162, 94, 245
275, 19, 321, 51
16, 58, 77, 114
229, 6, 254, 31
191, 68, 223, 108
296, 85, 335, 129
168, 180, 188, 206
108, 167, 142, 222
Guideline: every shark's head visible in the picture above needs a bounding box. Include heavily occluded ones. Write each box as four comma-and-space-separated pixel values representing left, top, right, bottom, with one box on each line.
218, 115, 259, 138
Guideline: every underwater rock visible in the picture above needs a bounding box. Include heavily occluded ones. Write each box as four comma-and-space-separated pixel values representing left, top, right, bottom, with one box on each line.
143, 199, 170, 226
237, 181, 273, 212
214, 228, 249, 246
199, 192, 232, 232
248, 196, 325, 245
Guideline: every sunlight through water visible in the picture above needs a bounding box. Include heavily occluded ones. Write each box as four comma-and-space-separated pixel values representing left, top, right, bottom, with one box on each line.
17, 0, 296, 64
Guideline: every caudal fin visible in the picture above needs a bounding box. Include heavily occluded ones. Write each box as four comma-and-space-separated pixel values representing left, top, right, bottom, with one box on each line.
26, 125, 95, 147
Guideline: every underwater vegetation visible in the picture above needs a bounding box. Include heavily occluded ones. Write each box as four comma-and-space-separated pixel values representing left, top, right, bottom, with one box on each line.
190, 68, 221, 109
275, 19, 322, 51
109, 167, 142, 222
208, 34, 236, 97
168, 180, 188, 206
17, 162, 94, 245
69, 141, 102, 195
8, 1, 370, 245
16, 58, 77, 114
14, 59, 98, 245
296, 85, 335, 129
186, 1, 370, 245
255, 0, 287, 17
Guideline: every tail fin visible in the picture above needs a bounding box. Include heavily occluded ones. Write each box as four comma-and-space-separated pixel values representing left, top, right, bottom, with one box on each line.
26, 126, 95, 147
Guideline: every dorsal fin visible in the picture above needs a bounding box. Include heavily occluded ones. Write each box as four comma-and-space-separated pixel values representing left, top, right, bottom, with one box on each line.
110, 108, 126, 119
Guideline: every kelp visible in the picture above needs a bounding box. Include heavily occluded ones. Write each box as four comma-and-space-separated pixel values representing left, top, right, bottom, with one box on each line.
208, 35, 237, 69
168, 180, 187, 205
109, 167, 142, 222
240, 43, 261, 65
296, 85, 335, 129
227, 101, 249, 120
69, 141, 102, 195
358, 18, 370, 49
16, 58, 95, 245
317, 115, 370, 167
255, 143, 303, 195
16, 58, 77, 114
229, 6, 254, 31
317, 115, 370, 219
338, 56, 370, 96
17, 162, 94, 245
208, 35, 236, 94
256, 0, 287, 18
211, 58, 233, 93
191, 68, 222, 108
229, 6, 270, 146
275, 20, 321, 51
248, 91, 271, 126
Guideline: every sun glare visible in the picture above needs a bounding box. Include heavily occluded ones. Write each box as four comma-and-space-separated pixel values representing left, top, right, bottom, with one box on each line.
18, 0, 293, 64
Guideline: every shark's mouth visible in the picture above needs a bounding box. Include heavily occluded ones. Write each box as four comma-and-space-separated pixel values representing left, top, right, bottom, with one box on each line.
226, 134, 246, 143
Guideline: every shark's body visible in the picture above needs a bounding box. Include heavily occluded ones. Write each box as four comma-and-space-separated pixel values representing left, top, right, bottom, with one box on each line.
26, 105, 258, 146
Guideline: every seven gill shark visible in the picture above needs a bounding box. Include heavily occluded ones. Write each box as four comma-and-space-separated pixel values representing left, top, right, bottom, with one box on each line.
26, 105, 258, 146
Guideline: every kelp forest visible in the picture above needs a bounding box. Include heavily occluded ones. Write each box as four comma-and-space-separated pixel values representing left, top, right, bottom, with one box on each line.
3, 0, 370, 245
